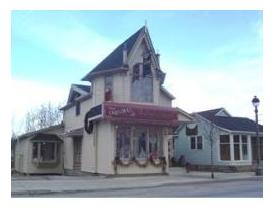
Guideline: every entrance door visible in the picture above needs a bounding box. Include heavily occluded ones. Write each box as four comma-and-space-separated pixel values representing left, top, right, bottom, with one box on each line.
73, 137, 82, 171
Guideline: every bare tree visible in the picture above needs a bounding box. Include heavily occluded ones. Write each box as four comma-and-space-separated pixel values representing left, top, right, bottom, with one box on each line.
25, 102, 63, 133
197, 116, 218, 179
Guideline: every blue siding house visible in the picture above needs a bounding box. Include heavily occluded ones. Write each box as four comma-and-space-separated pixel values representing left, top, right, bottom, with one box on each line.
174, 108, 263, 171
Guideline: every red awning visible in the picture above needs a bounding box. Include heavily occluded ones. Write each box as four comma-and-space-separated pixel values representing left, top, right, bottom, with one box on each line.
103, 102, 179, 127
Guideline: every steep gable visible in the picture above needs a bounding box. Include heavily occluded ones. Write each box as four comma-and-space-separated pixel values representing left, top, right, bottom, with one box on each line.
67, 84, 90, 104
82, 26, 146, 81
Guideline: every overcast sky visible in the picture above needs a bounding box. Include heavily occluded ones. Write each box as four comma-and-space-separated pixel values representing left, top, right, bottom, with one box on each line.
11, 10, 263, 134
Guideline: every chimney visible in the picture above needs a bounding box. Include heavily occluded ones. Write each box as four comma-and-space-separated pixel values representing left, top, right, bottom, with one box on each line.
123, 43, 128, 65
156, 53, 160, 65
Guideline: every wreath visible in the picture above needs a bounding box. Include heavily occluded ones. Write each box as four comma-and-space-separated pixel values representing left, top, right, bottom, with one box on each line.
84, 111, 93, 134
112, 156, 167, 172
132, 157, 149, 168
149, 155, 162, 167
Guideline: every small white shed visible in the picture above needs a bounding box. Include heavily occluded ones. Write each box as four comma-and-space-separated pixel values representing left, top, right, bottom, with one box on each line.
14, 125, 64, 175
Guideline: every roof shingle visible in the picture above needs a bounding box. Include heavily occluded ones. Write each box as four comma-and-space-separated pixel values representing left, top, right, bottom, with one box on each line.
82, 26, 145, 81
196, 108, 263, 133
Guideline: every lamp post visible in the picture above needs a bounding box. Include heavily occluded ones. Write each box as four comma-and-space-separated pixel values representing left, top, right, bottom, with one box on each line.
251, 96, 262, 176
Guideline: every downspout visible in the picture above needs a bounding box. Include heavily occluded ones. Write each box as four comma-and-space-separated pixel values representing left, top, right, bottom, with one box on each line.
94, 122, 98, 174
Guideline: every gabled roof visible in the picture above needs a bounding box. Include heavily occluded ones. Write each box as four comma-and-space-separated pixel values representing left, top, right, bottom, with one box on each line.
211, 116, 263, 133
195, 108, 263, 133
74, 84, 90, 93
82, 26, 146, 81
66, 84, 90, 104
17, 124, 64, 140
196, 108, 228, 120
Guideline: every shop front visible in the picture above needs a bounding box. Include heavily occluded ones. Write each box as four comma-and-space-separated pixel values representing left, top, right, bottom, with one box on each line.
85, 102, 178, 175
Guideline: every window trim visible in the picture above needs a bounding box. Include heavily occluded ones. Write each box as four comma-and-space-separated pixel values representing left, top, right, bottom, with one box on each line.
115, 126, 163, 161
219, 134, 231, 161
189, 135, 203, 150
32, 141, 58, 163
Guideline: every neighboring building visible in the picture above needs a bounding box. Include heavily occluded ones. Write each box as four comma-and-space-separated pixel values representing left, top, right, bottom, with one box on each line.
174, 108, 263, 172
60, 26, 192, 175
14, 125, 64, 175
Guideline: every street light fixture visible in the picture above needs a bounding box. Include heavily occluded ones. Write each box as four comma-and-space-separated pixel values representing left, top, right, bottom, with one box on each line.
251, 96, 262, 176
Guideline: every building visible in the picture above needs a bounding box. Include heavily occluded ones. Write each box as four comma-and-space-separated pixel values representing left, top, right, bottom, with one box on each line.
14, 125, 64, 175
174, 108, 263, 172
60, 26, 192, 175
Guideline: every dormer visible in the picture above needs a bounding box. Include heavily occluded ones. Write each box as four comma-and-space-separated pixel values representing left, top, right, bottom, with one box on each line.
66, 84, 91, 104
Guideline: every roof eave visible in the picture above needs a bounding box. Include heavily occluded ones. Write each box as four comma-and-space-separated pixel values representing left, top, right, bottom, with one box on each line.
81, 66, 128, 81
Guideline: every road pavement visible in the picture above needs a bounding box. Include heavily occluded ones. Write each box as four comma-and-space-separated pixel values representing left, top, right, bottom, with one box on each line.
11, 168, 263, 197
28, 179, 262, 198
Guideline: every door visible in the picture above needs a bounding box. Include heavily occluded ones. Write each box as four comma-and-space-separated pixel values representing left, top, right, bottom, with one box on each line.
73, 137, 82, 171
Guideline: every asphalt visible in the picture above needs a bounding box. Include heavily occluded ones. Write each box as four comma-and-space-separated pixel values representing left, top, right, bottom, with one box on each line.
11, 167, 263, 197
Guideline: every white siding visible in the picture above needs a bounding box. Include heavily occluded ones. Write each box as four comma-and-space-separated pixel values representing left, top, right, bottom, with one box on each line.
158, 91, 172, 107
63, 136, 74, 170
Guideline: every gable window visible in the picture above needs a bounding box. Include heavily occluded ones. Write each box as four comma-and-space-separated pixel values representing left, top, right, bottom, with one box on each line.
131, 62, 153, 103
76, 101, 80, 116
105, 75, 113, 101
220, 135, 231, 160
190, 136, 203, 150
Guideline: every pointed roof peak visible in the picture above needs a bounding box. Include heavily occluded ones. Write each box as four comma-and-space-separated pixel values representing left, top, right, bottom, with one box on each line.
82, 26, 147, 81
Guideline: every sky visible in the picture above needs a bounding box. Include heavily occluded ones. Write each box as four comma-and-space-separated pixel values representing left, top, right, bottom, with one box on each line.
11, 10, 263, 134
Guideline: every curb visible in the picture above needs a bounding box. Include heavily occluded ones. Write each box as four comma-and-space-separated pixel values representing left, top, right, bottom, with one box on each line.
11, 176, 262, 197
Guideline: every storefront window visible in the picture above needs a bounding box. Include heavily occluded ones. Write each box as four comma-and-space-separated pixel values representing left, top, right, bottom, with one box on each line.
135, 128, 148, 159
116, 127, 131, 159
116, 126, 163, 160
149, 128, 161, 159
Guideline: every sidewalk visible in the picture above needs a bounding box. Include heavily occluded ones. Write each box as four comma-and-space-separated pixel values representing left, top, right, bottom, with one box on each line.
11, 168, 262, 196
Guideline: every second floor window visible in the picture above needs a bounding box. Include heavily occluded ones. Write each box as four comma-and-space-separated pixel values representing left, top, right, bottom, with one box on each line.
105, 75, 113, 101
131, 63, 153, 103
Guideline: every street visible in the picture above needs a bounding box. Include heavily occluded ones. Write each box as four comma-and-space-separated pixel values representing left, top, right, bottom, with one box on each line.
19, 179, 262, 198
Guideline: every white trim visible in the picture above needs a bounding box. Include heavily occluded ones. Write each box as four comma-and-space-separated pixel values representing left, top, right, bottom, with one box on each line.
189, 135, 203, 151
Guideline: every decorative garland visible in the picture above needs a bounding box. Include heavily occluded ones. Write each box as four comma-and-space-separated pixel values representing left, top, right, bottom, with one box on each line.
112, 155, 167, 173
149, 155, 162, 167
132, 157, 149, 168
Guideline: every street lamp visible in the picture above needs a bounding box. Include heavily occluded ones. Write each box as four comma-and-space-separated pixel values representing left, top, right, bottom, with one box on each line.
251, 96, 262, 176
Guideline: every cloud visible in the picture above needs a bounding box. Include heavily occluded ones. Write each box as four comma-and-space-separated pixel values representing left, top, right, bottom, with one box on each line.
161, 57, 263, 121
11, 78, 68, 134
12, 12, 117, 65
